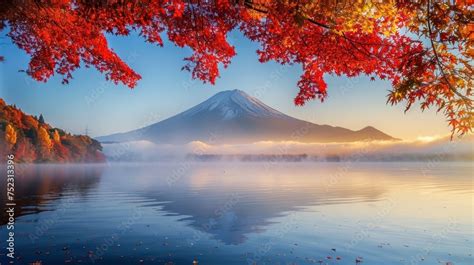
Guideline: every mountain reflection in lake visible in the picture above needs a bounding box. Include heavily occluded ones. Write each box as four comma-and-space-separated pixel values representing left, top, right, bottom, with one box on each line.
0, 162, 472, 265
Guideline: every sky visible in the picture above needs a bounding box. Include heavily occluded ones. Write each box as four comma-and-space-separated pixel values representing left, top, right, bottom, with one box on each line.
0, 30, 451, 140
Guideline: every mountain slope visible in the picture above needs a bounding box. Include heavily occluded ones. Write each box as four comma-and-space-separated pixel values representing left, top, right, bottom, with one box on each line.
97, 90, 397, 144
0, 98, 105, 163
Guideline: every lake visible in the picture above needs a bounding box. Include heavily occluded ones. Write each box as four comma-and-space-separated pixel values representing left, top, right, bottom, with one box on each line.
1, 162, 472, 265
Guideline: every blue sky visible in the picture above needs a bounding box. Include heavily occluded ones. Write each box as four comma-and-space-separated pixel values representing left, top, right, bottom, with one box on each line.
0, 31, 449, 140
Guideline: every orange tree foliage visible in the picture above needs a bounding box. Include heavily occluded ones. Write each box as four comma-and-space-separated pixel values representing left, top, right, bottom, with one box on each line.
0, 98, 105, 163
53, 129, 61, 143
0, 0, 472, 135
37, 126, 52, 158
5, 124, 17, 147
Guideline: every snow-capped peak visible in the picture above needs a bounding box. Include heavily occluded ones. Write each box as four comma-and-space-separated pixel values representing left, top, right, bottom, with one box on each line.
180, 89, 289, 120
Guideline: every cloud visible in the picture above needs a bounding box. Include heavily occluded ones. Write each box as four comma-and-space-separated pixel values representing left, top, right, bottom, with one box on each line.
102, 134, 474, 161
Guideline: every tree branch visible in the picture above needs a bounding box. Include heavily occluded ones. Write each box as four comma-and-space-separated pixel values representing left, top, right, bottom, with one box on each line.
426, 0, 472, 105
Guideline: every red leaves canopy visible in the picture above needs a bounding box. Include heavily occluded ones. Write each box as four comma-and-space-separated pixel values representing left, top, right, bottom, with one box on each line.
1, 0, 472, 135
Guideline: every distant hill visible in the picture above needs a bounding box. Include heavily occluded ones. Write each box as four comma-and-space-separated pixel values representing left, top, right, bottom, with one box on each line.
0, 98, 105, 163
98, 89, 397, 144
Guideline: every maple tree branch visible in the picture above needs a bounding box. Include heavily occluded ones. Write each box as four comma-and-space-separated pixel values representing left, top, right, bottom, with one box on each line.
243, 1, 393, 67
426, 0, 471, 105
188, 0, 204, 49
302, 17, 330, 30
243, 1, 331, 29
243, 1, 269, 14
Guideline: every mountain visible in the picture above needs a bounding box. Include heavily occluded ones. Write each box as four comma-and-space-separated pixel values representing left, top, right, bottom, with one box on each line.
97, 90, 397, 144
0, 98, 105, 163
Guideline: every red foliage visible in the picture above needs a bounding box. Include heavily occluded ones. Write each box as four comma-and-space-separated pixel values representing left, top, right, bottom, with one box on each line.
0, 1, 472, 135
14, 137, 37, 163
0, 98, 104, 163
52, 142, 71, 162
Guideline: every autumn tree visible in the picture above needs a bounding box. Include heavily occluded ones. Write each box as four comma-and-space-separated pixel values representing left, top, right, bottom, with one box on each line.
0, 0, 472, 135
14, 137, 37, 162
37, 126, 52, 159
53, 129, 61, 144
5, 124, 17, 150
1, 99, 105, 163
23, 115, 39, 130
52, 142, 70, 162
51, 129, 71, 161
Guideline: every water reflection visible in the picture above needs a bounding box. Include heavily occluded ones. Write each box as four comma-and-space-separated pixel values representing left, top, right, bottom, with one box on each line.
119, 164, 389, 245
2, 162, 472, 248
0, 164, 103, 225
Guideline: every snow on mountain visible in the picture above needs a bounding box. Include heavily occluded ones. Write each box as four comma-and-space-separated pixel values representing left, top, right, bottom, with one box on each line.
97, 90, 397, 144
179, 89, 290, 120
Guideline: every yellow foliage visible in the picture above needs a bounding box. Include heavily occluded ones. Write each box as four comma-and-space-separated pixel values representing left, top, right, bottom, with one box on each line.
244, 0, 401, 36
299, 0, 400, 35
38, 127, 52, 151
53, 129, 61, 144
5, 124, 17, 146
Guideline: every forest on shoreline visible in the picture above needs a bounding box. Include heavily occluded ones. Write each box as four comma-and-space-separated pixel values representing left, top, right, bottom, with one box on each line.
0, 98, 105, 163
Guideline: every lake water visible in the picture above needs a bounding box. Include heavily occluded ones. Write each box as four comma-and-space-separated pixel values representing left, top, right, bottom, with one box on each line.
1, 162, 472, 265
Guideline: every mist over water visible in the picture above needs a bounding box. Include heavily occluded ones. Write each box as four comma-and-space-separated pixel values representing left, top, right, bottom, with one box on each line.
0, 162, 472, 265
102, 134, 474, 162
